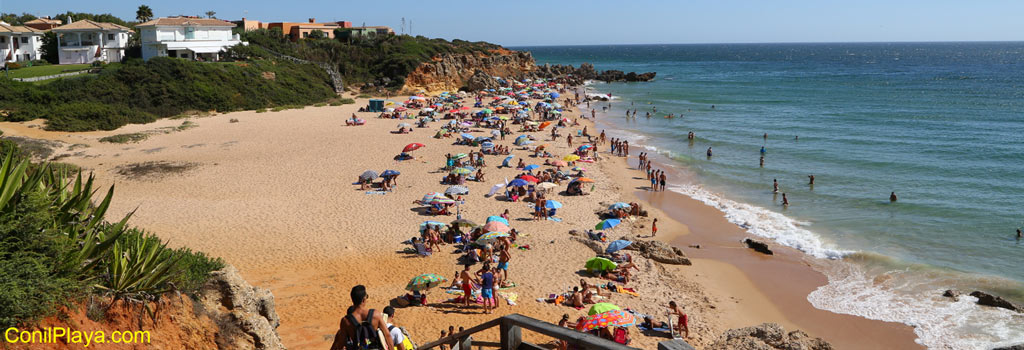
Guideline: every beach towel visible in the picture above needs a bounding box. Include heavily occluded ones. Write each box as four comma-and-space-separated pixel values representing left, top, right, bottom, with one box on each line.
498, 292, 518, 306
546, 217, 562, 222
365, 191, 388, 195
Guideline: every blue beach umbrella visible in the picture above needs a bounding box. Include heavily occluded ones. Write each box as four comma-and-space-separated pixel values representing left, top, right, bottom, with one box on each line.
608, 202, 630, 210
523, 164, 539, 171
461, 133, 475, 139
502, 155, 515, 167
486, 216, 510, 225
507, 178, 528, 187
606, 240, 633, 254
381, 170, 401, 177
545, 200, 563, 209
595, 219, 621, 230
549, 92, 560, 98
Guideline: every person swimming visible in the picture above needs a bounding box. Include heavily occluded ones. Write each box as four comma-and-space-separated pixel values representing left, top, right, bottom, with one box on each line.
760, 146, 766, 155
773, 179, 779, 193
890, 192, 898, 202
706, 147, 712, 158
782, 193, 789, 206
808, 175, 815, 185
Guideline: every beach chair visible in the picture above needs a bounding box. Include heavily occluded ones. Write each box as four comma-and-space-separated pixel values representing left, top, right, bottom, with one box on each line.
667, 313, 683, 339
612, 328, 629, 345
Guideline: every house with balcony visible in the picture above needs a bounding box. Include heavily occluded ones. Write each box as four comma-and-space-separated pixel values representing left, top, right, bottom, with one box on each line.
137, 17, 245, 61
0, 22, 44, 63
52, 20, 132, 64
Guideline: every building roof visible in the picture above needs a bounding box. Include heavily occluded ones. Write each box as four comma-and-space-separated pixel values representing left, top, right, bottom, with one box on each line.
136, 17, 236, 28
0, 22, 42, 34
52, 19, 132, 32
25, 18, 62, 25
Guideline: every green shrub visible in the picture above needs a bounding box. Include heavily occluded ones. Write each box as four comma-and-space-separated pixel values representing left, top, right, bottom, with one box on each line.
99, 133, 149, 144
339, 98, 356, 104
357, 94, 372, 99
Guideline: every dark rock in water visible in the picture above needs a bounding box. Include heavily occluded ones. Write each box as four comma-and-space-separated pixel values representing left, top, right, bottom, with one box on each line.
522, 62, 655, 84
709, 323, 834, 350
942, 289, 962, 301
625, 238, 692, 265
970, 291, 1023, 312
992, 344, 1024, 350
743, 238, 774, 255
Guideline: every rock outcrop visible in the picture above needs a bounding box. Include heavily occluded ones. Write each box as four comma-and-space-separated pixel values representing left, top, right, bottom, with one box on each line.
708, 323, 834, 350
199, 265, 286, 350
626, 238, 692, 265
525, 62, 656, 84
942, 289, 962, 301
402, 50, 536, 93
571, 236, 606, 255
464, 69, 502, 92
743, 238, 774, 255
969, 291, 1023, 313
993, 344, 1024, 350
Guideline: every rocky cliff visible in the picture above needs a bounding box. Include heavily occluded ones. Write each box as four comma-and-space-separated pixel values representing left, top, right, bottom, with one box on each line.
708, 323, 834, 350
402, 49, 536, 93
6, 265, 283, 350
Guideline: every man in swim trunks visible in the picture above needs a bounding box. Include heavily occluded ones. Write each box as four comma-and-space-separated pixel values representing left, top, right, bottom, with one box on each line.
659, 172, 667, 192
668, 301, 690, 339
475, 264, 496, 314
459, 264, 475, 309
498, 246, 511, 281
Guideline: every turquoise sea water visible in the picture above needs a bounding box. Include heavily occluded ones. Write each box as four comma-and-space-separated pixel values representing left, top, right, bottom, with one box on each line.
517, 43, 1024, 349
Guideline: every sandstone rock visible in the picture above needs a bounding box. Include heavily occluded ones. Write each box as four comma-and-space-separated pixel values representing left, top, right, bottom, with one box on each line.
743, 238, 774, 255
571, 236, 605, 255
942, 289, 961, 301
709, 323, 834, 350
627, 238, 692, 265
464, 69, 501, 91
199, 265, 286, 350
969, 291, 1023, 312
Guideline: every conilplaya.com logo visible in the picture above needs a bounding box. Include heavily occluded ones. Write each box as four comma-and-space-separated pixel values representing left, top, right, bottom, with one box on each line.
5, 327, 151, 347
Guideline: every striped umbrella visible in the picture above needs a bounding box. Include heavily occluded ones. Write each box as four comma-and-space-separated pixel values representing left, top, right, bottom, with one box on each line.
588, 303, 621, 316
575, 309, 636, 331
451, 167, 474, 175
431, 197, 456, 205
405, 273, 448, 292
422, 192, 443, 203
477, 231, 511, 243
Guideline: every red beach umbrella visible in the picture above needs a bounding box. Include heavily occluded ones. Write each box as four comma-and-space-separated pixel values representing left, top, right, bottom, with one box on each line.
403, 143, 425, 152
519, 175, 539, 183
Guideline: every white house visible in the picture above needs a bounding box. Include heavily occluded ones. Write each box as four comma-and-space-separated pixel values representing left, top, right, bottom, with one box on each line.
52, 20, 132, 64
0, 21, 44, 63
136, 17, 245, 61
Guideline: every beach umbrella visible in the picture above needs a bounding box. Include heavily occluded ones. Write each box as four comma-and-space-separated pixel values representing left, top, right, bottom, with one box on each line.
523, 164, 539, 171
486, 216, 510, 225
406, 273, 448, 292
398, 123, 411, 128
481, 142, 495, 149
502, 155, 515, 167
609, 202, 630, 210
563, 154, 580, 162
549, 92, 560, 98
431, 197, 456, 205
595, 219, 621, 230
588, 303, 622, 316
545, 200, 563, 209
606, 240, 633, 254
585, 257, 618, 272
461, 133, 475, 139
475, 136, 492, 142
477, 231, 511, 243
446, 185, 470, 195
359, 170, 379, 180
577, 145, 593, 151
550, 160, 568, 167
507, 178, 528, 187
576, 177, 595, 183
515, 138, 533, 146
422, 192, 443, 203
420, 221, 446, 229
451, 219, 478, 227
572, 166, 585, 172
519, 175, 540, 183
536, 182, 558, 190
482, 221, 510, 233
575, 309, 636, 332
404, 143, 425, 152
381, 170, 401, 177
451, 167, 474, 175
453, 153, 469, 160
539, 121, 552, 130
491, 130, 501, 137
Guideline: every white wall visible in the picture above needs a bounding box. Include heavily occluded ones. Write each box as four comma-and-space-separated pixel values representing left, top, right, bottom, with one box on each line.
144, 26, 234, 43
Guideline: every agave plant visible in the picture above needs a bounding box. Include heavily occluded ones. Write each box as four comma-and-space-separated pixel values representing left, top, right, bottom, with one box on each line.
95, 232, 180, 301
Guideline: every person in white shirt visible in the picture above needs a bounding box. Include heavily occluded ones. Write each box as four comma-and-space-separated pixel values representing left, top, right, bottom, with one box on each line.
383, 306, 404, 347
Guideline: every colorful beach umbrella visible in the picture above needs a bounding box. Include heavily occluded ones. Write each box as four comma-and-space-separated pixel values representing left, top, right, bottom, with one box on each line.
538, 121, 552, 130
575, 309, 636, 332
588, 303, 622, 316
595, 219, 621, 230
502, 155, 515, 167
576, 177, 596, 183
609, 202, 630, 210
404, 143, 425, 152
453, 153, 469, 160
507, 178, 528, 187
605, 240, 633, 254
563, 154, 580, 162
477, 231, 511, 243
431, 197, 456, 205
420, 221, 446, 229
381, 170, 400, 177
482, 221, 510, 233
451, 167, 473, 175
577, 145, 593, 151
486, 216, 509, 225
571, 166, 586, 172
406, 273, 448, 292
584, 257, 618, 272
422, 192, 443, 203
519, 175, 540, 183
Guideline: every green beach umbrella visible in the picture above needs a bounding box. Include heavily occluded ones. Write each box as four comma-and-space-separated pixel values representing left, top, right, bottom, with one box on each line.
406, 273, 448, 292
477, 231, 511, 243
585, 257, 618, 272
588, 302, 621, 316
451, 167, 473, 175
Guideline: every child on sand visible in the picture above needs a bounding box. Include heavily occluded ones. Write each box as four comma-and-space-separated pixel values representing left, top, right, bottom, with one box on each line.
652, 218, 658, 237
669, 300, 690, 339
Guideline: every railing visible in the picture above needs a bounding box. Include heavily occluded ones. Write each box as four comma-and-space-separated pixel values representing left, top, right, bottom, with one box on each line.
417, 314, 638, 350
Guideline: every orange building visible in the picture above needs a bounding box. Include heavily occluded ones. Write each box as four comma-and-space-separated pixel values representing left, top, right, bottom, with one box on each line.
265, 18, 351, 41
232, 17, 264, 31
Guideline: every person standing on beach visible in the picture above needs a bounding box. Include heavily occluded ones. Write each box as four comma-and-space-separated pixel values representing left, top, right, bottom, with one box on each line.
652, 218, 658, 237
459, 264, 474, 309
782, 193, 789, 206
659, 172, 667, 192
668, 301, 689, 339
773, 179, 779, 193
331, 285, 395, 350
382, 307, 405, 349
475, 264, 496, 314
498, 245, 511, 281
650, 171, 657, 191
623, 141, 629, 156
600, 130, 606, 144
567, 134, 573, 148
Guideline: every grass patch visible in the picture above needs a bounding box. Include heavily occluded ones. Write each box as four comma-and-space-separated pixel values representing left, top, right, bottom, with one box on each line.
99, 133, 149, 144
7, 64, 91, 79
114, 161, 199, 180
255, 109, 268, 113
314, 102, 327, 107
357, 94, 372, 99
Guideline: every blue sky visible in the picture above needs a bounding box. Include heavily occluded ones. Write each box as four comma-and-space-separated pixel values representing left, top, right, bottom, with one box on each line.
3, 0, 1022, 46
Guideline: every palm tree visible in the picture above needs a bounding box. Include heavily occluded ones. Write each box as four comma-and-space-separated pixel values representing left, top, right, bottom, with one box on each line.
205, 11, 216, 19
136, 5, 153, 22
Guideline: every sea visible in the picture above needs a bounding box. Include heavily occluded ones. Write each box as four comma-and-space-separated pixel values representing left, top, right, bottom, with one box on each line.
515, 42, 1024, 349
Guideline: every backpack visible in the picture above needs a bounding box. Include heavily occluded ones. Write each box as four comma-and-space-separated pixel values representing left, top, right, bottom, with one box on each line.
342, 309, 382, 350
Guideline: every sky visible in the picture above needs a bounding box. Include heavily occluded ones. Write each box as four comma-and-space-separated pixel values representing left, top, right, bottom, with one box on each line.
2, 0, 1022, 46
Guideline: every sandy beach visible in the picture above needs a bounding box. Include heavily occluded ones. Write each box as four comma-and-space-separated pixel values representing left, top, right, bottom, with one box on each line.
0, 91, 921, 349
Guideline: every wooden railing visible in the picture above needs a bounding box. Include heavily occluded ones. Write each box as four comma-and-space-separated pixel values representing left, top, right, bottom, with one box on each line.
416, 314, 638, 350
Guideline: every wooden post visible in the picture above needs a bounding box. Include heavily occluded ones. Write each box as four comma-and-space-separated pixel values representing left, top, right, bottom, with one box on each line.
499, 317, 522, 350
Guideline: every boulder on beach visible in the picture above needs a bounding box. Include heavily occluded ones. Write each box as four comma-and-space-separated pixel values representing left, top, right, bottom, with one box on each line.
969, 291, 1023, 313
199, 265, 285, 350
571, 236, 605, 255
626, 238, 692, 265
743, 238, 774, 255
708, 323, 834, 350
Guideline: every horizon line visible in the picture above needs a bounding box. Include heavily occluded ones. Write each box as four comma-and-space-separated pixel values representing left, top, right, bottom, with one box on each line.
504, 39, 1024, 48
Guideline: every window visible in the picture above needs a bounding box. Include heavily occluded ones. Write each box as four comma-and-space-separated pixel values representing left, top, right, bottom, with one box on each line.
185, 27, 196, 40
303, 32, 309, 38
107, 34, 114, 40
0, 37, 5, 43
21, 37, 28, 43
